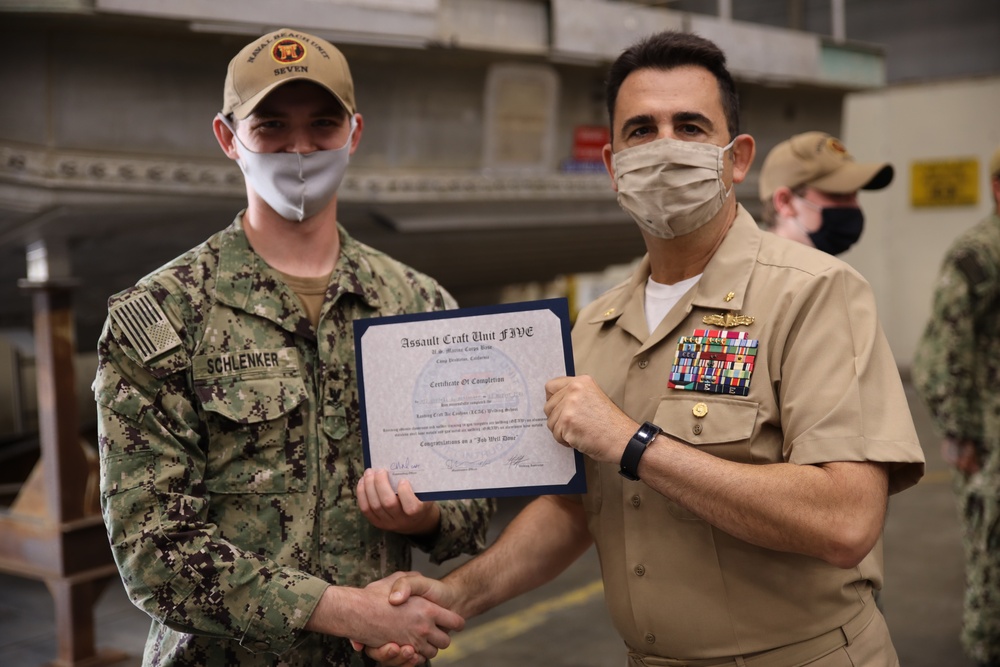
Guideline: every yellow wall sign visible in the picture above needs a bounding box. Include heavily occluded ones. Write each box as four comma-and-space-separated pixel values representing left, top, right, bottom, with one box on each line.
911, 159, 979, 207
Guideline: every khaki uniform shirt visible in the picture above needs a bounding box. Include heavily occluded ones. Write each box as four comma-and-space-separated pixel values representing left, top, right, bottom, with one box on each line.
575, 206, 924, 659
95, 215, 495, 667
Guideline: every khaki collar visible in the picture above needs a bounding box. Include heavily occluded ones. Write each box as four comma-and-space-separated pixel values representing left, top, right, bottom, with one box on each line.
586, 205, 761, 348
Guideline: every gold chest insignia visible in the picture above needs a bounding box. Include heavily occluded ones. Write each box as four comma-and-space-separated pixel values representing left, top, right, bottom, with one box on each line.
702, 312, 755, 328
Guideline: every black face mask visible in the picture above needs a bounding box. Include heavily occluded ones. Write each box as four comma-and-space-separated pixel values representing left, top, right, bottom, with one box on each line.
808, 207, 864, 255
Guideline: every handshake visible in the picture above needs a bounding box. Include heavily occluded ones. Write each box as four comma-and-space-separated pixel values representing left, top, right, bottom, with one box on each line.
307, 570, 468, 667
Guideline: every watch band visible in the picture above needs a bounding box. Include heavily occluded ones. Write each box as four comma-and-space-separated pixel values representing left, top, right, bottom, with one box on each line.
619, 421, 662, 481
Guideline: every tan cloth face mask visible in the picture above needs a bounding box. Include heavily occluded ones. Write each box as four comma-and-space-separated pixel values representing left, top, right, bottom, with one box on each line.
612, 136, 735, 239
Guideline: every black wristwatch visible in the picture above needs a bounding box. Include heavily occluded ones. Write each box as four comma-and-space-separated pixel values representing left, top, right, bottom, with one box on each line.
619, 421, 661, 481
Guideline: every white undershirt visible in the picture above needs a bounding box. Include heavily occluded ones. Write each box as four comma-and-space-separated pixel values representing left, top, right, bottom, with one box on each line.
645, 274, 702, 335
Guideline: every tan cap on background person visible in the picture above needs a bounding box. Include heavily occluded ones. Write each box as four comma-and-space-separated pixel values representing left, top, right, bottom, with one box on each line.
758, 131, 894, 202
989, 145, 1000, 179
222, 29, 355, 119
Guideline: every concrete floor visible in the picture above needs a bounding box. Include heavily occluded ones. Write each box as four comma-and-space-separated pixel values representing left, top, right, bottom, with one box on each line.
0, 382, 977, 667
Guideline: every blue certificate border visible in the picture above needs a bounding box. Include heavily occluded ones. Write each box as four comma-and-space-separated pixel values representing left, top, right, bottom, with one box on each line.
353, 297, 584, 500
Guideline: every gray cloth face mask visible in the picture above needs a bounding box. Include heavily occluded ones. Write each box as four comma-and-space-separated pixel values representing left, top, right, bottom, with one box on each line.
218, 113, 355, 222
612, 136, 735, 239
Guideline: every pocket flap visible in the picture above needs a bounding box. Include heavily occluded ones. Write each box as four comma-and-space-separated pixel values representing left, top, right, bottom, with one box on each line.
655, 396, 758, 446
196, 375, 307, 424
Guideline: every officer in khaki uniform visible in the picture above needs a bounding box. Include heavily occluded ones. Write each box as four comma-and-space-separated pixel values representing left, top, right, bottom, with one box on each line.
572, 206, 920, 665
94, 29, 493, 667
361, 30, 925, 667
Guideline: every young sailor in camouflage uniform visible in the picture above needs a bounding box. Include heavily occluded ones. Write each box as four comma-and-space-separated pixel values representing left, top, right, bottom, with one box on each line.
913, 145, 1000, 667
95, 29, 494, 667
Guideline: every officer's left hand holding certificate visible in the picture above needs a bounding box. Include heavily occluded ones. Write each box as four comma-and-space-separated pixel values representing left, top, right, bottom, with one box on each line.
354, 298, 585, 500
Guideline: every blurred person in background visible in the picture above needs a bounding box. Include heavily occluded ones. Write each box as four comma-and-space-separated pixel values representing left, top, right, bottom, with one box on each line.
913, 144, 1000, 667
758, 131, 894, 255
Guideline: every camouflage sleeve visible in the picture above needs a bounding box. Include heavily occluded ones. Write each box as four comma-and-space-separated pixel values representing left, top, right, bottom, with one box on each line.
912, 247, 993, 443
95, 287, 329, 655
415, 497, 498, 564
438, 284, 459, 311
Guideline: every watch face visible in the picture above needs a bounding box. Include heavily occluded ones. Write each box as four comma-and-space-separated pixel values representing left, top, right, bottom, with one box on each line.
638, 423, 658, 443
620, 422, 659, 482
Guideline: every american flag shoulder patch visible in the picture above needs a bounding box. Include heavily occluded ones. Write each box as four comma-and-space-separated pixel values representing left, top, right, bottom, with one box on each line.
110, 290, 183, 362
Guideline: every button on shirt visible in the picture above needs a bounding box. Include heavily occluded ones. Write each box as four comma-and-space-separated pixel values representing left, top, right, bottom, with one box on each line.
573, 206, 924, 659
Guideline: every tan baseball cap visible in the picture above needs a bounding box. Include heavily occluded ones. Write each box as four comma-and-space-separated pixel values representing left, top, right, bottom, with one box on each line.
222, 29, 356, 120
758, 131, 894, 202
989, 145, 1000, 180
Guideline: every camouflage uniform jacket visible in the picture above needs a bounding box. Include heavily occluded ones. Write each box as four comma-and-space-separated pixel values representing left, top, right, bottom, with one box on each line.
913, 211, 1000, 662
95, 214, 495, 666
913, 212, 1000, 448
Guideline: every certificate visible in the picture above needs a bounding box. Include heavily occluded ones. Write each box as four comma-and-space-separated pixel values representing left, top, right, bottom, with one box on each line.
354, 298, 585, 500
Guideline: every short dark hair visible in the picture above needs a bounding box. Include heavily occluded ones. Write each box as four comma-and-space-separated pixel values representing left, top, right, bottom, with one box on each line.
605, 31, 740, 141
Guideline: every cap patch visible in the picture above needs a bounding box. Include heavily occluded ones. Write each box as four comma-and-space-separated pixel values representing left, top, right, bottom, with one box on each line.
272, 38, 306, 65
826, 137, 847, 155
110, 290, 182, 362
826, 137, 847, 156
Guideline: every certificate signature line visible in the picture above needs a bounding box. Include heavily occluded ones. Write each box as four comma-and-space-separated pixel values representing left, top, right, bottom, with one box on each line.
433, 579, 605, 664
